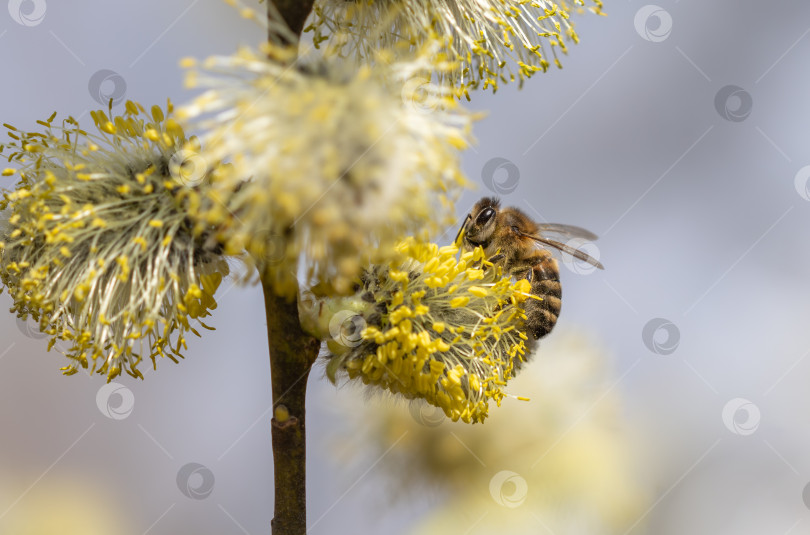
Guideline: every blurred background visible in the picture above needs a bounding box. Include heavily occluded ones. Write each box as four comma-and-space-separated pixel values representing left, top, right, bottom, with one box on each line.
1, 0, 810, 533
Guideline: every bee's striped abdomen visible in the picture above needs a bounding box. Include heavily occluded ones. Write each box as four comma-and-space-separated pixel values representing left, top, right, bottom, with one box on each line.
522, 249, 561, 340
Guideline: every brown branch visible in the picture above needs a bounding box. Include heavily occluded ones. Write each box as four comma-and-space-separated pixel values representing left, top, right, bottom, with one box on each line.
269, 0, 316, 44
263, 275, 320, 535
263, 3, 319, 534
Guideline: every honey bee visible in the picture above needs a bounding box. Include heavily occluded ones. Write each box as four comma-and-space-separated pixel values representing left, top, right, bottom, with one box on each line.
455, 197, 603, 340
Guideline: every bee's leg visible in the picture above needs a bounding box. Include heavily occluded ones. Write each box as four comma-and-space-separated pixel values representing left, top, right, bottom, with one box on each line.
454, 213, 471, 245
487, 253, 505, 265
478, 253, 505, 271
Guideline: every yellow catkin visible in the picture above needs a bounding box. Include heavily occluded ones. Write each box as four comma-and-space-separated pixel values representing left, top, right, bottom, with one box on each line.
0, 100, 228, 381
325, 237, 533, 424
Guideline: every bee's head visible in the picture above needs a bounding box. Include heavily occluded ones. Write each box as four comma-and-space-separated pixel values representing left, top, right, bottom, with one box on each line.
459, 197, 500, 250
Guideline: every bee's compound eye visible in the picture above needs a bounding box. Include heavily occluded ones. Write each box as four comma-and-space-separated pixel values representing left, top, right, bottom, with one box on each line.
476, 207, 496, 226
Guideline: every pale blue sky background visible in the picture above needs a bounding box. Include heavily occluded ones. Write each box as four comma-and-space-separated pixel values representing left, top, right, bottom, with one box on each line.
1, 1, 810, 534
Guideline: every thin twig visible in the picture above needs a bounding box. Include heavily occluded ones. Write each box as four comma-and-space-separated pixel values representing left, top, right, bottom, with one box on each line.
263, 274, 320, 534
263, 3, 318, 533
269, 0, 316, 45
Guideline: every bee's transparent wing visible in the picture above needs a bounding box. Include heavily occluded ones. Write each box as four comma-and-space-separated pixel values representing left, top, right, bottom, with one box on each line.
535, 223, 599, 241
514, 227, 605, 270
